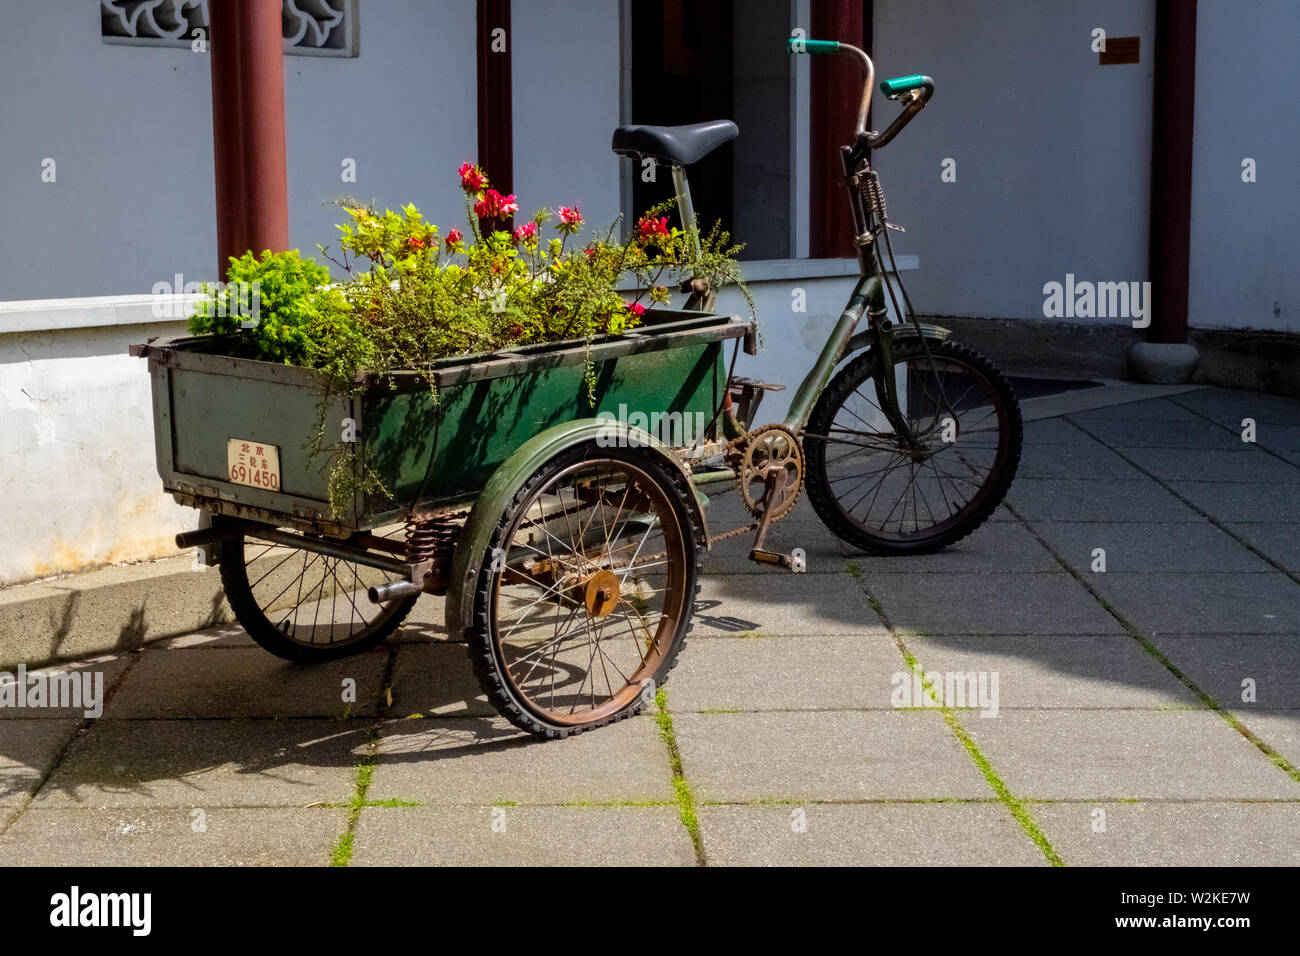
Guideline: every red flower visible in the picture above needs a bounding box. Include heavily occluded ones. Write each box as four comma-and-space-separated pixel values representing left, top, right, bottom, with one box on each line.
445, 228, 463, 251
557, 206, 583, 227
512, 222, 538, 245
626, 302, 646, 317
474, 188, 519, 221
638, 216, 671, 240
458, 162, 487, 194
407, 236, 426, 249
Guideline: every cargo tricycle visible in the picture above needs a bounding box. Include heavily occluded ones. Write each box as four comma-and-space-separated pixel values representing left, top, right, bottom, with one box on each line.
133, 39, 1021, 737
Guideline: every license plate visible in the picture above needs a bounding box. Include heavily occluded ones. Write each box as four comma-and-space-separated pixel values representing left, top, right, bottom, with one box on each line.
226, 438, 282, 492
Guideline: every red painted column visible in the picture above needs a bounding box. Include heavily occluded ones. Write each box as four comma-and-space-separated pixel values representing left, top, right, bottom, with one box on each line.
1148, 0, 1197, 344
477, 0, 513, 213
209, 0, 290, 279
810, 0, 870, 259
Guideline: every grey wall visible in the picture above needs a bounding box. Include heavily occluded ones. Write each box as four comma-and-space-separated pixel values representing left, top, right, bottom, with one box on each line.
871, 0, 1156, 324
1, 0, 477, 300
510, 0, 622, 235
1189, 0, 1300, 333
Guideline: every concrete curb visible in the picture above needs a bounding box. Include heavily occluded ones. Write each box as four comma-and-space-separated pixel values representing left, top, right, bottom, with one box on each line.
0, 555, 232, 669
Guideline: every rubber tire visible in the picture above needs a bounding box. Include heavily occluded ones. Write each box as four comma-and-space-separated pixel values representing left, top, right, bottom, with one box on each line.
465, 442, 700, 739
804, 338, 1022, 555
218, 532, 418, 662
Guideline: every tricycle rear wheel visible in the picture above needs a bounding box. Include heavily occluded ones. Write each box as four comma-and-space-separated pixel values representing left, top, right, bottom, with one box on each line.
466, 441, 699, 738
218, 525, 418, 661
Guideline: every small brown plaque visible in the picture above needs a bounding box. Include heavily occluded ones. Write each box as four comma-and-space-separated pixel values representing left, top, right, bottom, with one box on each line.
1099, 36, 1140, 65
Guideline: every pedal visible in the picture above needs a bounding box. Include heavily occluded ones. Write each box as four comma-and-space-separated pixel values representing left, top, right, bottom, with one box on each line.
748, 547, 807, 573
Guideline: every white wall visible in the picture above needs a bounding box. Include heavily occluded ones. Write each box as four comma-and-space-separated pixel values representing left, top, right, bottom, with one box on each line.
510, 0, 622, 234
871, 0, 1156, 324
1188, 0, 1300, 333
0, 298, 198, 586
0, 0, 477, 300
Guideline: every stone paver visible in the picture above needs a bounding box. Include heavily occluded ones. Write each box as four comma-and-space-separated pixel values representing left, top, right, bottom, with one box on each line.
387, 643, 494, 718
0, 719, 80, 806
352, 806, 695, 866
33, 718, 365, 808
847, 520, 1060, 574
692, 573, 885, 637
1117, 446, 1300, 483
964, 711, 1297, 800
1031, 801, 1300, 866
1150, 635, 1300, 710
1089, 571, 1300, 635
674, 710, 991, 802
0, 807, 346, 866
1007, 478, 1201, 522
904, 635, 1197, 710
367, 716, 675, 805
1031, 521, 1274, 573
1226, 522, 1300, 572
104, 647, 389, 719
1233, 711, 1300, 769
1166, 480, 1300, 523
698, 803, 1049, 866
0, 654, 131, 719
668, 634, 906, 712
864, 571, 1122, 635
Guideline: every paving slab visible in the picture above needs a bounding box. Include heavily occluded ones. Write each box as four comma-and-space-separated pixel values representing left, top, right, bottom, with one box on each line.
1090, 571, 1300, 635
697, 802, 1048, 866
0, 719, 80, 806
1151, 635, 1300, 709
668, 634, 907, 713
367, 715, 675, 805
104, 647, 389, 719
673, 710, 991, 802
1226, 522, 1300, 572
1017, 442, 1146, 480
1166, 480, 1300, 523
1006, 478, 1202, 522
0, 807, 346, 866
386, 642, 494, 718
964, 711, 1297, 800
1233, 711, 1300, 769
904, 635, 1198, 710
394, 593, 455, 642
0, 654, 131, 719
845, 520, 1060, 574
1067, 417, 1238, 450
1067, 399, 1206, 422
351, 805, 694, 866
864, 571, 1122, 636
1170, 388, 1300, 427
1031, 801, 1300, 866
1022, 419, 1098, 445
1115, 446, 1300, 483
692, 573, 884, 637
33, 718, 366, 808
1030, 521, 1273, 573
154, 622, 257, 650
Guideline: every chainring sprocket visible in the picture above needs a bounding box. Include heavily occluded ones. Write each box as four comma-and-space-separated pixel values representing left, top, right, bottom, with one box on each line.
736, 424, 804, 520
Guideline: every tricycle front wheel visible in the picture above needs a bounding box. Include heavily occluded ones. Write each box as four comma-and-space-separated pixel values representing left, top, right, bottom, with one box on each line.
218, 524, 418, 662
467, 442, 699, 738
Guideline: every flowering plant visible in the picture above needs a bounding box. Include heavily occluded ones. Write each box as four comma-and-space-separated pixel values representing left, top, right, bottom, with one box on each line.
191, 162, 751, 512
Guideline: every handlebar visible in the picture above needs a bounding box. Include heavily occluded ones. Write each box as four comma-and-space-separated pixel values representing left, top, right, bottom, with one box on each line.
787, 36, 933, 149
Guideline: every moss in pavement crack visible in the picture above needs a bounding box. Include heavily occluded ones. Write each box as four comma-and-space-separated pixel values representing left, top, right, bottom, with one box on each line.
654, 687, 706, 865
330, 727, 380, 867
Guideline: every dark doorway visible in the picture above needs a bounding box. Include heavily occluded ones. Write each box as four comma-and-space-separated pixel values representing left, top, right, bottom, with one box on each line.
630, 0, 735, 238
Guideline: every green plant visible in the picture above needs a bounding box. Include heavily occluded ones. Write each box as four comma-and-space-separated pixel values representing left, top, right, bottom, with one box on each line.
189, 249, 349, 366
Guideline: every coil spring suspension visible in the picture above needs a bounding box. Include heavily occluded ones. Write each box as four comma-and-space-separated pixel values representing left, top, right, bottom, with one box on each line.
863, 169, 888, 225
404, 516, 458, 566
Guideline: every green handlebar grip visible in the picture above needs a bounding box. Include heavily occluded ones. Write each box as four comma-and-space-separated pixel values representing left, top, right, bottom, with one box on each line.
787, 37, 841, 54
881, 74, 932, 98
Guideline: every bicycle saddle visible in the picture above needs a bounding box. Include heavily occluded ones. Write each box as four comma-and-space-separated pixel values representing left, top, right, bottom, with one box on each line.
611, 120, 739, 166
